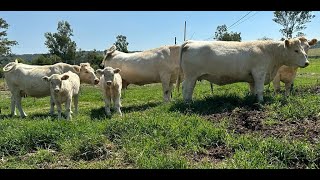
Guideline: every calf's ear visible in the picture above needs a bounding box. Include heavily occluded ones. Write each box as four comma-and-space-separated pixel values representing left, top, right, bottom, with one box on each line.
73, 65, 81, 73
61, 74, 69, 80
96, 69, 103, 76
114, 68, 121, 73
42, 76, 50, 82
309, 39, 318, 46
284, 39, 291, 48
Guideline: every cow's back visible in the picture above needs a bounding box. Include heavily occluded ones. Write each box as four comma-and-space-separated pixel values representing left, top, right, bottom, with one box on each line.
104, 45, 180, 85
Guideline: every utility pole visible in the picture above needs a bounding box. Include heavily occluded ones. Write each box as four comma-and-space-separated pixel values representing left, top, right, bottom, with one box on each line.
184, 21, 186, 41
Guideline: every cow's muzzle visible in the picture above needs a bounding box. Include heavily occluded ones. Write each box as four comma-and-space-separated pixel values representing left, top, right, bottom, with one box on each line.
54, 89, 60, 93
304, 61, 310, 67
106, 81, 112, 86
94, 79, 100, 85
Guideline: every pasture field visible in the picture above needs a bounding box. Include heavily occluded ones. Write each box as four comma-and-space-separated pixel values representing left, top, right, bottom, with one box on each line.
1, 58, 320, 169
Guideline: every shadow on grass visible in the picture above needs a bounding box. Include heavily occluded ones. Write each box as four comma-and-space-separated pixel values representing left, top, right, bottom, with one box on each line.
90, 101, 162, 120
169, 94, 275, 116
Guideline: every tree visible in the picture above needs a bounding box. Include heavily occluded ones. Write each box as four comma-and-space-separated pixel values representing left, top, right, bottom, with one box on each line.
114, 35, 129, 53
85, 49, 104, 70
0, 18, 18, 56
214, 24, 241, 42
273, 11, 315, 39
44, 20, 77, 64
295, 32, 306, 38
258, 36, 273, 41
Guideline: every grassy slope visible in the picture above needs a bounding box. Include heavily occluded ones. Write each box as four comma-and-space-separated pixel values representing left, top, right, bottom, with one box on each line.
1, 58, 320, 169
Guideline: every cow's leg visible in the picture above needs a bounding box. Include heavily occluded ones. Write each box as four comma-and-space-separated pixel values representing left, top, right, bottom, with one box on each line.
253, 73, 266, 102
182, 76, 197, 102
272, 75, 281, 94
113, 95, 122, 116
10, 94, 16, 116
73, 94, 79, 115
56, 102, 62, 120
50, 96, 55, 115
160, 74, 172, 102
285, 81, 293, 96
104, 96, 111, 116
210, 83, 214, 95
249, 82, 255, 95
14, 92, 27, 118
65, 98, 72, 120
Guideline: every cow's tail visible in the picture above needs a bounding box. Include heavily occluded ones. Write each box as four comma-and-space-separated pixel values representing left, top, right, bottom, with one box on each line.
3, 59, 19, 72
176, 41, 189, 93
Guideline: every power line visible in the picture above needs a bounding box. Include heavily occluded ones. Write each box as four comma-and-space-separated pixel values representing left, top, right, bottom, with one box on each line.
228, 11, 259, 30
203, 11, 258, 41
227, 11, 252, 30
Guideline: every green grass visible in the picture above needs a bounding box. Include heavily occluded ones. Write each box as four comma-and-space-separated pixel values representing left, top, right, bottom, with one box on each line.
1, 58, 320, 168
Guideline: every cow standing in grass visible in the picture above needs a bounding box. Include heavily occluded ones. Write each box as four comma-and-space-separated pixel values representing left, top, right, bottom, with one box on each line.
272, 37, 317, 96
177, 38, 309, 102
42, 71, 80, 120
101, 45, 181, 102
3, 61, 99, 117
96, 67, 122, 116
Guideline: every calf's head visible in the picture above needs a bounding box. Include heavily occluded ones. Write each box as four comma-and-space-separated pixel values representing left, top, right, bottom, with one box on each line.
96, 67, 121, 87
42, 74, 69, 93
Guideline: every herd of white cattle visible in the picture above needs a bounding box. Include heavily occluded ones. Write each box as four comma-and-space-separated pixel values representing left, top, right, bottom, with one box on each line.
2, 37, 317, 119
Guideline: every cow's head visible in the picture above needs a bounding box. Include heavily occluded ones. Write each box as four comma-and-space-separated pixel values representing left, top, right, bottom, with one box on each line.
101, 45, 117, 67
96, 66, 121, 87
42, 74, 69, 93
298, 37, 318, 53
78, 63, 99, 85
284, 38, 309, 68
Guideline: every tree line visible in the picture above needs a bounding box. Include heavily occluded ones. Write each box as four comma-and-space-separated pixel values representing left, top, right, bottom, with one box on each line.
0, 11, 317, 78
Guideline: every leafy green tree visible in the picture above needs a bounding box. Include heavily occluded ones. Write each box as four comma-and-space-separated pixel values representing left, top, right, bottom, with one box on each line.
258, 36, 273, 41
273, 11, 315, 39
0, 18, 18, 56
85, 49, 104, 70
44, 20, 77, 64
214, 24, 241, 42
31, 54, 62, 65
114, 35, 129, 53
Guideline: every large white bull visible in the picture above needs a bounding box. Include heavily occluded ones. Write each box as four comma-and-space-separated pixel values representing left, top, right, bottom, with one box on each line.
3, 61, 99, 117
177, 38, 309, 102
101, 45, 181, 102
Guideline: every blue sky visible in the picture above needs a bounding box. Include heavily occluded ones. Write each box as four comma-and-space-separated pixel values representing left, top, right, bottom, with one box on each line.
1, 11, 320, 55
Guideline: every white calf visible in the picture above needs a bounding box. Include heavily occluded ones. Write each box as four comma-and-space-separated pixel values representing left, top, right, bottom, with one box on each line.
96, 67, 122, 116
42, 71, 80, 120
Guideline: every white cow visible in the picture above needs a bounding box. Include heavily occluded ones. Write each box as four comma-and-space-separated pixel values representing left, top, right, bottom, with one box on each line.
101, 45, 181, 102
3, 61, 99, 117
96, 67, 122, 116
272, 37, 317, 95
42, 71, 80, 120
177, 38, 309, 102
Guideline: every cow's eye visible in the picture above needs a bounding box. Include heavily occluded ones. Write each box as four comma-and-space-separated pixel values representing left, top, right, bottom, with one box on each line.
295, 50, 299, 53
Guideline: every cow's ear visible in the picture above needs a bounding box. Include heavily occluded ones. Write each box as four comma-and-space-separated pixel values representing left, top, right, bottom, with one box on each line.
73, 65, 81, 73
96, 69, 103, 76
114, 68, 121, 73
61, 74, 69, 80
309, 39, 318, 46
107, 45, 117, 54
42, 76, 50, 82
284, 40, 291, 48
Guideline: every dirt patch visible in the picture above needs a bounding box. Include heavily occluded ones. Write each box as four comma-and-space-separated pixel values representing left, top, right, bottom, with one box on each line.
205, 108, 320, 143
191, 144, 233, 163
